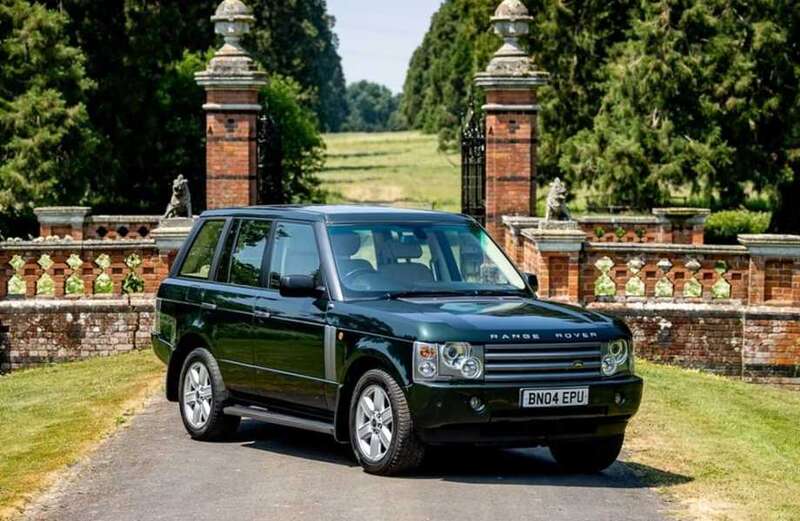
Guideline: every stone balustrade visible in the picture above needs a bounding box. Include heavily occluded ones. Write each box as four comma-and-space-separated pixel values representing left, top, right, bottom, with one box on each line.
32, 207, 161, 241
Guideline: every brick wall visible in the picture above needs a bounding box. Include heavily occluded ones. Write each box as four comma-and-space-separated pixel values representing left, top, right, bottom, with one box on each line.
0, 299, 154, 372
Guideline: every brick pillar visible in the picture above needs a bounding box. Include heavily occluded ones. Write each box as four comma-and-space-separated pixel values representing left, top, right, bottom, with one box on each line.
33, 207, 90, 240
475, 1, 549, 242
739, 234, 800, 306
653, 208, 710, 245
523, 228, 586, 303
195, 0, 266, 210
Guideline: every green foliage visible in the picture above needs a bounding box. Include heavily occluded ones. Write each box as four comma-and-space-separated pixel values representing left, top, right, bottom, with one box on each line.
705, 210, 771, 244
261, 76, 326, 204
0, 0, 98, 216
342, 81, 405, 132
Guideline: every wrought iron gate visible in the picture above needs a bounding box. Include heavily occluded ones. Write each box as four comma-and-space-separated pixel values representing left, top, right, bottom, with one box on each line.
256, 111, 284, 205
460, 108, 486, 224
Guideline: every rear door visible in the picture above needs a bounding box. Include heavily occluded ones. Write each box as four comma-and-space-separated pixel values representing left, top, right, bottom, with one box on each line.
251, 221, 330, 412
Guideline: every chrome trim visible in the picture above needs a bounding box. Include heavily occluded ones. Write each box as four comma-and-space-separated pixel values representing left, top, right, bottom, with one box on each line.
218, 359, 337, 385
324, 325, 337, 382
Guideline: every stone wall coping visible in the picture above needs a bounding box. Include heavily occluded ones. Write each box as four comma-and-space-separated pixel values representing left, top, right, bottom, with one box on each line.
33, 206, 91, 224
738, 234, 800, 258
651, 207, 711, 217
482, 103, 540, 113
87, 215, 162, 224
501, 215, 541, 235
0, 238, 156, 251
474, 74, 550, 89
522, 228, 586, 252
195, 73, 267, 89
588, 301, 800, 320
575, 214, 660, 225
586, 241, 747, 255
0, 297, 154, 313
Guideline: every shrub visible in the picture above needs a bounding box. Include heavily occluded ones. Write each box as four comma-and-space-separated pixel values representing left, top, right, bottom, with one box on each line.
705, 210, 770, 244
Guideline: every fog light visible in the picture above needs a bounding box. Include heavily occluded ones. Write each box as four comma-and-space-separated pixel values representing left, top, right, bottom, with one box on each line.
614, 393, 625, 406
601, 354, 618, 376
469, 396, 485, 412
418, 360, 437, 378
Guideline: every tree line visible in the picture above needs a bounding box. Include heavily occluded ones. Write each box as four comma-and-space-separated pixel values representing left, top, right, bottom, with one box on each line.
402, 0, 800, 232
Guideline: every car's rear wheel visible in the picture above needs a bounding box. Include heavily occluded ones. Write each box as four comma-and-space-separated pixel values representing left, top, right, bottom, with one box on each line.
549, 434, 624, 473
349, 369, 425, 475
178, 348, 240, 441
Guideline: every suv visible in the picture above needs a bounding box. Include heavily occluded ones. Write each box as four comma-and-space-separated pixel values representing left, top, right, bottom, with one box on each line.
152, 206, 642, 475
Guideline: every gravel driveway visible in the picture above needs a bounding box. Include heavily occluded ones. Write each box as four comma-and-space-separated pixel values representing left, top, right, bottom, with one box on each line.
23, 396, 668, 521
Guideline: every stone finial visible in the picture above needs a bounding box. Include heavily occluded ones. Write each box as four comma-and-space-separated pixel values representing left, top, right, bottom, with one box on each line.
476, 0, 549, 85
196, 0, 266, 88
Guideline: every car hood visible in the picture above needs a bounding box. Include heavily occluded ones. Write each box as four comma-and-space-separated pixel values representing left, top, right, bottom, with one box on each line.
328, 297, 629, 344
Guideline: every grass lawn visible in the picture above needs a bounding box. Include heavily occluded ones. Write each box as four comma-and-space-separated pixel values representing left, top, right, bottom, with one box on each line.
321, 131, 461, 212
0, 351, 162, 520
627, 360, 800, 520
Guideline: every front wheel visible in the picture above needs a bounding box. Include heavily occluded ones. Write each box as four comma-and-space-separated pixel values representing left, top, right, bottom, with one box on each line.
349, 369, 425, 475
549, 434, 624, 473
178, 348, 240, 441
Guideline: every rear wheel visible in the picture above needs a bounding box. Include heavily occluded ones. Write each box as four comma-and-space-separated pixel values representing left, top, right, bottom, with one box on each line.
549, 434, 624, 473
178, 348, 240, 441
349, 369, 425, 475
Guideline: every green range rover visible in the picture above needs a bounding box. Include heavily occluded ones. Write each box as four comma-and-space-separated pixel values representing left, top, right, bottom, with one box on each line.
152, 206, 642, 475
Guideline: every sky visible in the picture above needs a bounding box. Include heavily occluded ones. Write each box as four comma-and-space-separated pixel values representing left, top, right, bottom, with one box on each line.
325, 0, 444, 94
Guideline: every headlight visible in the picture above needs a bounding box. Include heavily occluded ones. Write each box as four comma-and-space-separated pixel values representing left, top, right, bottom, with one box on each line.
602, 339, 633, 377
413, 341, 484, 381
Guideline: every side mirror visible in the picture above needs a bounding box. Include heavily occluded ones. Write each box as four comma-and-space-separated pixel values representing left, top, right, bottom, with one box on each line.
279, 275, 324, 298
525, 273, 539, 295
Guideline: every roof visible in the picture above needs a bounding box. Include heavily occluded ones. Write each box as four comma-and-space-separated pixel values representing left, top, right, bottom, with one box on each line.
201, 205, 473, 224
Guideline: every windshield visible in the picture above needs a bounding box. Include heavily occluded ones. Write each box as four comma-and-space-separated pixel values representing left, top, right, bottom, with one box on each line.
328, 221, 528, 299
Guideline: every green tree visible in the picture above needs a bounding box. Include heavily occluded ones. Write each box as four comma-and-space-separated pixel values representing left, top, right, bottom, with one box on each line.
0, 0, 97, 222
342, 81, 404, 132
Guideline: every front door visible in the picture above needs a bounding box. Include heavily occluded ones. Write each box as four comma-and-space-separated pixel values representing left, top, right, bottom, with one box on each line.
252, 221, 329, 413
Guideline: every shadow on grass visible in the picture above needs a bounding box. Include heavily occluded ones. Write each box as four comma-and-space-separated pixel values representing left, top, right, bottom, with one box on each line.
321, 164, 410, 172
327, 149, 410, 159
234, 420, 692, 488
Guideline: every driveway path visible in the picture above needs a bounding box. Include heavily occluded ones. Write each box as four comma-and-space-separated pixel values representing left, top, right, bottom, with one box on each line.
24, 396, 669, 521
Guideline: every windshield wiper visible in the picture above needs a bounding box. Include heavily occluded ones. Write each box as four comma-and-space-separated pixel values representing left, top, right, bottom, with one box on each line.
383, 290, 469, 300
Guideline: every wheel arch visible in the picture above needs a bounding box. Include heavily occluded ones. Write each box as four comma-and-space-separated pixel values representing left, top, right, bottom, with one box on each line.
166, 331, 212, 402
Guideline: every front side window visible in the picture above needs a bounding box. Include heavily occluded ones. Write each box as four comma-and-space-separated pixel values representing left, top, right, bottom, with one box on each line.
268, 222, 321, 288
328, 222, 527, 299
179, 220, 225, 279
228, 219, 272, 287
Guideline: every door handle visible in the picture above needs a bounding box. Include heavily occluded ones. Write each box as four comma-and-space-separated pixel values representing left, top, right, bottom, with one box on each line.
254, 310, 271, 319
200, 302, 217, 311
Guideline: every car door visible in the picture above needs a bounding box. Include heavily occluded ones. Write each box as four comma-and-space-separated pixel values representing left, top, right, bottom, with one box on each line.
251, 220, 329, 412
204, 218, 272, 394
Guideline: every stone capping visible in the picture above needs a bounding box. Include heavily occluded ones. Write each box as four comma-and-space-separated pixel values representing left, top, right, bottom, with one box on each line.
474, 75, 550, 89
588, 301, 800, 320
652, 207, 711, 225
151, 218, 195, 252
523, 228, 586, 252
501, 215, 540, 236
482, 103, 540, 113
586, 241, 747, 255
738, 234, 800, 257
202, 102, 263, 112
87, 215, 161, 224
0, 297, 154, 313
575, 214, 660, 225
0, 238, 156, 251
33, 206, 91, 224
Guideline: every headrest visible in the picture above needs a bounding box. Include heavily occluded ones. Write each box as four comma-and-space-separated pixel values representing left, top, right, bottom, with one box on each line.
387, 237, 423, 259
331, 232, 361, 257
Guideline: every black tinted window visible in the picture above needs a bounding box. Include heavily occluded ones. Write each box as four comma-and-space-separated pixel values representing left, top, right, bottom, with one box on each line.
229, 220, 271, 287
269, 223, 321, 288
180, 220, 225, 279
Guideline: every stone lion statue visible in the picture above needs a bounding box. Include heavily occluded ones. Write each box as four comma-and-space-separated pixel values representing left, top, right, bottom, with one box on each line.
163, 175, 192, 219
544, 178, 572, 221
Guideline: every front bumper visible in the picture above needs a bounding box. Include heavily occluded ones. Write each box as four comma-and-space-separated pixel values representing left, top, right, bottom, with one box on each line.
406, 375, 643, 446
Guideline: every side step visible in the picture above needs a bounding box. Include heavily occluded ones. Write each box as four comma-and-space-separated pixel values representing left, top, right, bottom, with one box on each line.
223, 405, 335, 436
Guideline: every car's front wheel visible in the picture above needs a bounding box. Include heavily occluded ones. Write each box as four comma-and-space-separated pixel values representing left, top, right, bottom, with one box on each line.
349, 369, 425, 475
178, 348, 240, 441
548, 434, 624, 473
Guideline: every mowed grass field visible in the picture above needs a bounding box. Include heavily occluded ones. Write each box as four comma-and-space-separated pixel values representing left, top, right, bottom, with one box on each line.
321, 131, 461, 212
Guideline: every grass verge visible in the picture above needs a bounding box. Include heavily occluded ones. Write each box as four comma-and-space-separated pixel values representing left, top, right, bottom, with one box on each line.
0, 351, 162, 520
627, 360, 800, 520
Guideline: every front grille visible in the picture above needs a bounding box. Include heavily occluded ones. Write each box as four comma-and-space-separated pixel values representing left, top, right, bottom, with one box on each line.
484, 342, 603, 383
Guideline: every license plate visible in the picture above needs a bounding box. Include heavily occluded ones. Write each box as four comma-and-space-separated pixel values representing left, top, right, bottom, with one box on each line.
520, 388, 589, 408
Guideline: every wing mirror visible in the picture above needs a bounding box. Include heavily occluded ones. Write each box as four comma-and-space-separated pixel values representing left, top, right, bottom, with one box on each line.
279, 275, 325, 298
525, 273, 539, 295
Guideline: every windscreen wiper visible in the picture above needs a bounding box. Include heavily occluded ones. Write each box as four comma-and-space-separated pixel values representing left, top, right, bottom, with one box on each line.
383, 290, 469, 300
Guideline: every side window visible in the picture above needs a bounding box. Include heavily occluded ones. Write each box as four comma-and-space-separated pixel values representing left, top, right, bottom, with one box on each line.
179, 220, 225, 279
268, 222, 321, 288
228, 219, 272, 287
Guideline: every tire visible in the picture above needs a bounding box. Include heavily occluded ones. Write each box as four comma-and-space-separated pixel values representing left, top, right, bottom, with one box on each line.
178, 347, 240, 441
549, 434, 624, 473
349, 369, 425, 475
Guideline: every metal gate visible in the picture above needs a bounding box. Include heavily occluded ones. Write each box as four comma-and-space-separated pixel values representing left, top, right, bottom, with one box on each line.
256, 111, 284, 205
461, 107, 486, 224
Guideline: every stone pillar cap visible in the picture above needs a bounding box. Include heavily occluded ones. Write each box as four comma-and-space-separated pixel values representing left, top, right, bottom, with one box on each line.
492, 0, 533, 21
522, 228, 586, 253
739, 234, 800, 257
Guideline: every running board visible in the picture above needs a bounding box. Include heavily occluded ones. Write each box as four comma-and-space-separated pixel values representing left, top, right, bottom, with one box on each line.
223, 405, 335, 436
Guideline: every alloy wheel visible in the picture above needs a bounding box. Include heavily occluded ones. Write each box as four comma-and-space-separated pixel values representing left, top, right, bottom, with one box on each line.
354, 384, 394, 462
183, 361, 213, 429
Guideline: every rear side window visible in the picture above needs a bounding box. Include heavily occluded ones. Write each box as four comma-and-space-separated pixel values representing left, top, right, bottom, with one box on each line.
179, 220, 225, 279
228, 219, 272, 287
268, 222, 321, 288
